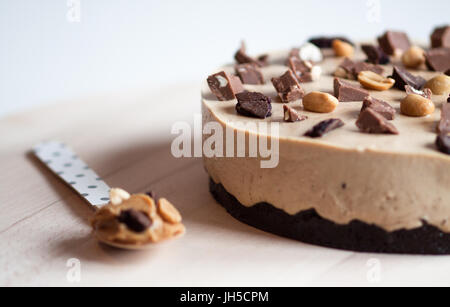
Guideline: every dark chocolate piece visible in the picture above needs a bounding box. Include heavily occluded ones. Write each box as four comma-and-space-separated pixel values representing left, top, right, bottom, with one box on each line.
390, 66, 426, 91
438, 103, 450, 134
446, 69, 450, 76
235, 63, 264, 85
378, 31, 411, 55
271, 70, 305, 102
207, 71, 245, 101
146, 191, 156, 200
283, 105, 307, 122
118, 209, 152, 233
334, 78, 369, 102
287, 57, 313, 83
304, 118, 344, 138
356, 108, 399, 135
210, 178, 450, 254
235, 42, 264, 67
361, 44, 390, 65
436, 133, 450, 155
448, 94, 450, 103
257, 54, 269, 66
361, 96, 396, 120
308, 36, 354, 48
431, 26, 450, 48
235, 92, 272, 119
405, 85, 432, 99
425, 48, 450, 72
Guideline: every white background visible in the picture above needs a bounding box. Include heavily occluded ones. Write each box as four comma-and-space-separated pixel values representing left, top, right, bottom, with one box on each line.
0, 0, 449, 117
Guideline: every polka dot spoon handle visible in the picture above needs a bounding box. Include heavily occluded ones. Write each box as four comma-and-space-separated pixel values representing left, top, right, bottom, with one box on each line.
33, 141, 111, 209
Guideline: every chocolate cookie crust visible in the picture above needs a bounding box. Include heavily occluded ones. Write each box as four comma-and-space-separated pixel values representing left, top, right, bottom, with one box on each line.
210, 179, 450, 255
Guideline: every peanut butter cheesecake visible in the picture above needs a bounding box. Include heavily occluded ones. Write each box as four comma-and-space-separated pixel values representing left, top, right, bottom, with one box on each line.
202, 28, 450, 254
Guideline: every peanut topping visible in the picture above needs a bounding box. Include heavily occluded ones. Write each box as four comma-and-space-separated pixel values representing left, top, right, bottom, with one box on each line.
158, 198, 183, 224
302, 91, 339, 113
401, 46, 425, 69
425, 75, 450, 95
332, 39, 354, 57
358, 71, 395, 91
400, 94, 435, 117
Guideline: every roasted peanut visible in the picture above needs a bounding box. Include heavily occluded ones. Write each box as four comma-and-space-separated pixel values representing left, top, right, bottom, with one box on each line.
401, 46, 425, 69
158, 198, 182, 224
332, 39, 354, 57
401, 94, 435, 117
302, 91, 339, 113
358, 71, 395, 91
425, 75, 450, 95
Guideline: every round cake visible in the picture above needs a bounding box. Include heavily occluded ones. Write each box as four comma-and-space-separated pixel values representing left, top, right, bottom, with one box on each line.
201, 32, 450, 254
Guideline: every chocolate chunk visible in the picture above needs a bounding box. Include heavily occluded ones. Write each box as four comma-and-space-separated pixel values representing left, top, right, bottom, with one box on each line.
356, 108, 399, 135
207, 71, 245, 101
235, 63, 264, 85
361, 96, 396, 120
271, 70, 305, 102
235, 42, 264, 67
361, 44, 390, 65
146, 191, 156, 200
118, 209, 152, 233
446, 69, 450, 76
405, 85, 432, 99
431, 26, 450, 48
257, 54, 269, 66
425, 48, 450, 72
287, 57, 314, 82
305, 119, 345, 138
283, 105, 308, 122
336, 58, 383, 80
333, 78, 369, 102
438, 103, 450, 134
235, 92, 272, 119
448, 94, 450, 103
436, 133, 450, 155
390, 66, 426, 91
309, 36, 354, 48
378, 31, 411, 55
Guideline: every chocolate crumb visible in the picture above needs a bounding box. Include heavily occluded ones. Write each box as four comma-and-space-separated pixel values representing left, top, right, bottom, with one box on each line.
235, 42, 264, 67
342, 183, 347, 190
305, 119, 345, 138
235, 63, 264, 85
425, 48, 450, 72
334, 78, 369, 102
235, 92, 272, 119
446, 69, 450, 76
287, 57, 314, 82
436, 133, 450, 155
336, 58, 383, 80
309, 36, 354, 48
438, 103, 450, 134
431, 26, 450, 48
405, 85, 432, 99
118, 209, 153, 233
146, 191, 156, 200
378, 31, 411, 55
283, 105, 308, 122
390, 66, 426, 91
356, 108, 399, 135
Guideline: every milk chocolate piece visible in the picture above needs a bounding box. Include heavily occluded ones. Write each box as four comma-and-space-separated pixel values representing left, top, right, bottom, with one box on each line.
271, 70, 305, 102
425, 48, 450, 72
361, 96, 396, 120
405, 85, 432, 99
118, 209, 152, 233
235, 92, 272, 119
207, 71, 245, 101
305, 119, 345, 138
309, 36, 354, 48
378, 31, 411, 55
235, 42, 264, 67
436, 133, 450, 155
390, 66, 426, 91
283, 105, 307, 122
438, 103, 450, 134
431, 26, 450, 48
288, 57, 314, 83
361, 44, 390, 65
337, 58, 383, 80
334, 78, 369, 102
356, 108, 399, 135
235, 63, 264, 85
257, 54, 269, 66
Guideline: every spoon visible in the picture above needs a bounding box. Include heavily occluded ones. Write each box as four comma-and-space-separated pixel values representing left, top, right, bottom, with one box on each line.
33, 141, 165, 250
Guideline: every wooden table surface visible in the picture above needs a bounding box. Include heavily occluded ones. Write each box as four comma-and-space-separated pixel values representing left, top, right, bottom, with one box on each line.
1, 82, 450, 287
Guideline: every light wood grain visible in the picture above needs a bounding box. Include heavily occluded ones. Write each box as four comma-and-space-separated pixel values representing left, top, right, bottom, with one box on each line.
1, 82, 450, 287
